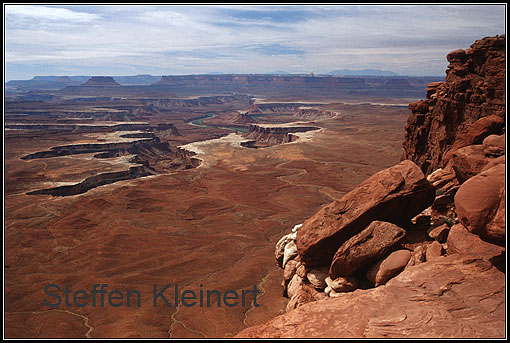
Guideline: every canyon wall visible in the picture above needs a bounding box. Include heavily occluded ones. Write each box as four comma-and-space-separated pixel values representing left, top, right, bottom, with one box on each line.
402, 34, 505, 174
242, 124, 318, 148
141, 95, 251, 109
152, 74, 441, 97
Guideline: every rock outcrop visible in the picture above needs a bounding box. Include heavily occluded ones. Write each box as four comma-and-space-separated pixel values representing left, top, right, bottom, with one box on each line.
241, 124, 319, 148
446, 224, 504, 259
27, 165, 153, 196
293, 108, 336, 120
236, 254, 505, 338
296, 160, 434, 267
81, 76, 121, 87
402, 34, 505, 174
238, 35, 506, 339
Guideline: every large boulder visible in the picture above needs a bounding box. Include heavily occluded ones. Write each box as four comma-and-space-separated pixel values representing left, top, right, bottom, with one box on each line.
481, 155, 505, 172
450, 145, 490, 183
447, 224, 504, 259
329, 221, 406, 278
366, 249, 411, 286
442, 115, 505, 165
236, 254, 505, 338
297, 160, 435, 267
483, 134, 505, 157
454, 164, 505, 241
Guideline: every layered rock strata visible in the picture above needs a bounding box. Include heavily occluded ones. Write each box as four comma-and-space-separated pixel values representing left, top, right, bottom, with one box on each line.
402, 34, 505, 174
81, 76, 121, 87
241, 124, 319, 148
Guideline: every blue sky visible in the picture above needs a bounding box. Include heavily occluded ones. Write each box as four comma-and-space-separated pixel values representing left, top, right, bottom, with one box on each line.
4, 4, 506, 80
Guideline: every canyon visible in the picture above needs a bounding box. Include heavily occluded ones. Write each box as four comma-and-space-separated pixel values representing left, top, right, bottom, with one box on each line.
4, 35, 505, 339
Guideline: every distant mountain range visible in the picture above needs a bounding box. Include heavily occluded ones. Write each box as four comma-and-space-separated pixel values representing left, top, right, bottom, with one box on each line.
6, 72, 445, 95
267, 71, 291, 75
323, 69, 401, 76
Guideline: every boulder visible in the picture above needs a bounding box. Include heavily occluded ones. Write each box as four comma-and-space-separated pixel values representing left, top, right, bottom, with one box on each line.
297, 160, 434, 267
296, 264, 307, 278
406, 244, 427, 267
287, 274, 305, 299
427, 167, 455, 189
275, 233, 295, 268
283, 260, 299, 285
481, 155, 505, 172
454, 164, 505, 241
329, 221, 406, 279
286, 283, 327, 312
447, 224, 504, 259
450, 145, 490, 183
483, 134, 505, 157
325, 276, 358, 293
306, 267, 329, 289
427, 224, 450, 243
425, 241, 444, 261
282, 240, 298, 268
366, 250, 411, 286
442, 115, 505, 165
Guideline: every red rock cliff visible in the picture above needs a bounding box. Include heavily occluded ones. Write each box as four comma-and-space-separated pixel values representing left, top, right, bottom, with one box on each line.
402, 35, 505, 174
235, 35, 506, 339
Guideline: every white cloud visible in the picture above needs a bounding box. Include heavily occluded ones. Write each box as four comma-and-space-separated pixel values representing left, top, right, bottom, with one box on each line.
4, 5, 506, 79
6, 5, 101, 23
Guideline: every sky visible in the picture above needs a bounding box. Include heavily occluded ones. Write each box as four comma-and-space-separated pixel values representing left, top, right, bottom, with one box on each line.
4, 4, 506, 81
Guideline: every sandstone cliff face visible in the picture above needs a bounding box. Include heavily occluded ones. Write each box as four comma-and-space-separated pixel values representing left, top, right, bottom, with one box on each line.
402, 34, 505, 174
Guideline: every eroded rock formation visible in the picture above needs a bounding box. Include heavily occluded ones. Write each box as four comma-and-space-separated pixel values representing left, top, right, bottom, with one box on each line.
241, 124, 319, 148
81, 76, 121, 87
403, 34, 505, 174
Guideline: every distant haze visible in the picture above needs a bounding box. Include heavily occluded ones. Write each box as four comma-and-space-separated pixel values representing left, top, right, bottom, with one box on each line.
324, 69, 401, 76
4, 4, 506, 81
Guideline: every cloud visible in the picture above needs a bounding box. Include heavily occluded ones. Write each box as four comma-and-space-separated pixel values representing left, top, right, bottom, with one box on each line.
6, 5, 101, 24
4, 4, 506, 80
241, 43, 305, 56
